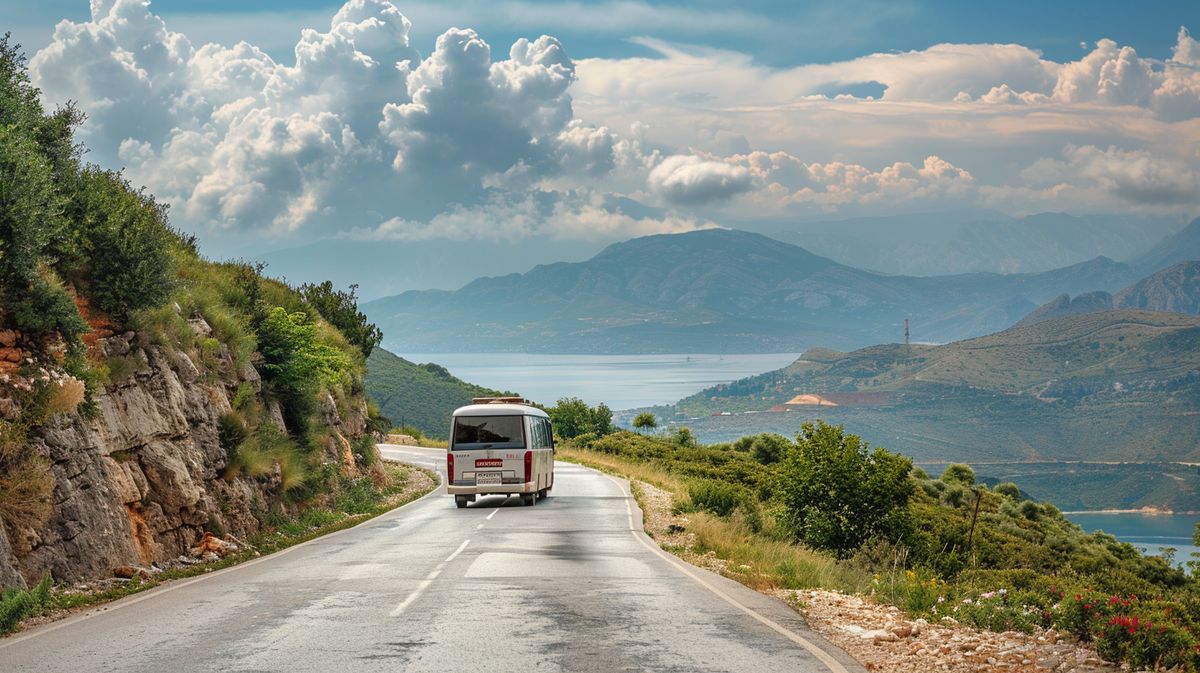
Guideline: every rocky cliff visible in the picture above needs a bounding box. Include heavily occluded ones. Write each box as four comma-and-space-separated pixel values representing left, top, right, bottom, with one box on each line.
0, 315, 366, 590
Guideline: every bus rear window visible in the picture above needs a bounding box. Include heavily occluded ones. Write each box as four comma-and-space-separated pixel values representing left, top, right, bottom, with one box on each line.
453, 416, 525, 447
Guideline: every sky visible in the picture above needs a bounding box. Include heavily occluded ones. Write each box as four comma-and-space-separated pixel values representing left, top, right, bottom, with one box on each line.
3, 0, 1200, 292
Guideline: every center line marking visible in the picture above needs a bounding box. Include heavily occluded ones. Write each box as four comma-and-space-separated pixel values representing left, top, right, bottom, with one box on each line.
476, 523, 484, 530
389, 539, 470, 617
486, 508, 499, 520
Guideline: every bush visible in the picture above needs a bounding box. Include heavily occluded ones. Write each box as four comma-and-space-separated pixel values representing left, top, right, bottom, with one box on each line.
872, 568, 946, 616
777, 421, 914, 556
257, 307, 352, 436
687, 480, 744, 517
632, 412, 657, 432
0, 575, 51, 634
941, 463, 975, 487
60, 168, 177, 324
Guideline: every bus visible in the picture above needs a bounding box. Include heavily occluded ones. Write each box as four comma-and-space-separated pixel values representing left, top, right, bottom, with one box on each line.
446, 397, 554, 508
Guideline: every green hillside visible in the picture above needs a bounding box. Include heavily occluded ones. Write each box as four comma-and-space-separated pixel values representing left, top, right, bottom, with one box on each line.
667, 311, 1200, 507
365, 348, 507, 439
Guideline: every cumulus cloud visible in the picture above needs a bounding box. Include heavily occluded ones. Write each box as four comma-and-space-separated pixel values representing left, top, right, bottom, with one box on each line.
648, 155, 754, 204
26, 1, 1200, 249
984, 144, 1200, 213
28, 0, 676, 244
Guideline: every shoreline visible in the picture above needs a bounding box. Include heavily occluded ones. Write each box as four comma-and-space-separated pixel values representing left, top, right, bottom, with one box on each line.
1063, 509, 1200, 516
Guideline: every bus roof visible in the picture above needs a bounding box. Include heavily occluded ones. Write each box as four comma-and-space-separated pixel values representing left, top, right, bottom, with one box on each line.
452, 403, 550, 418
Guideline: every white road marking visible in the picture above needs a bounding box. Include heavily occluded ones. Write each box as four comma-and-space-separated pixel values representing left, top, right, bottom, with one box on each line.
597, 471, 852, 673
486, 508, 499, 520
0, 458, 444, 650
476, 523, 484, 530
389, 539, 471, 617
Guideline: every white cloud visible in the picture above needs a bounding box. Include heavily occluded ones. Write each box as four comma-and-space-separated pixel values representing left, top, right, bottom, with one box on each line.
648, 155, 754, 204
982, 144, 1200, 214
26, 1, 1200, 250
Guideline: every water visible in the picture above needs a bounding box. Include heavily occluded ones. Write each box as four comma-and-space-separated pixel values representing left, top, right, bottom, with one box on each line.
1065, 512, 1200, 566
400, 352, 800, 410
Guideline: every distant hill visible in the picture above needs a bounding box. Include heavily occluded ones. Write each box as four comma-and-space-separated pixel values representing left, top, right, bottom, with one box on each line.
770, 211, 1178, 276
1016, 291, 1114, 326
1134, 217, 1200, 275
1019, 262, 1200, 326
364, 228, 1141, 354
672, 310, 1200, 465
365, 348, 508, 438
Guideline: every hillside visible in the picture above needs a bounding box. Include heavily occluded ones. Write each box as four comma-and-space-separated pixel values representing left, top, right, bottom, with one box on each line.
366, 349, 507, 438
364, 229, 1141, 354
1018, 261, 1200, 326
0, 43, 388, 590
771, 211, 1178, 276
670, 310, 1200, 474
1133, 217, 1200, 275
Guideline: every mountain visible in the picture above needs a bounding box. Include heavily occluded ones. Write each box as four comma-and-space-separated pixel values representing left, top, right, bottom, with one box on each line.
257, 237, 603, 300
1016, 291, 1115, 326
364, 228, 1141, 354
366, 348, 508, 438
1018, 261, 1200, 326
1134, 217, 1200, 275
770, 211, 1179, 276
1115, 261, 1200, 314
670, 310, 1200, 465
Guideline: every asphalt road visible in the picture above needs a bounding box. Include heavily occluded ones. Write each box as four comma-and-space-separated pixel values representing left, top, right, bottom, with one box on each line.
1, 445, 863, 673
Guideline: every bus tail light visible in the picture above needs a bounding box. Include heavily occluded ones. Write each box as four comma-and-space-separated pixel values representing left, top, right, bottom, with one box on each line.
524, 450, 532, 483
447, 452, 454, 480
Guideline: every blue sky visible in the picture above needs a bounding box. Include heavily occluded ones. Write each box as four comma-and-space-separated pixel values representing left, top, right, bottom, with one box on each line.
6, 0, 1195, 66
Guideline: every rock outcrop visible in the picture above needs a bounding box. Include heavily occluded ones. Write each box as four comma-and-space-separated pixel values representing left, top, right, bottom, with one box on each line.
0, 321, 367, 588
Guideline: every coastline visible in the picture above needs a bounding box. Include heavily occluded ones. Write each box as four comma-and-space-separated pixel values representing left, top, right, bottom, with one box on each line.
1063, 508, 1200, 515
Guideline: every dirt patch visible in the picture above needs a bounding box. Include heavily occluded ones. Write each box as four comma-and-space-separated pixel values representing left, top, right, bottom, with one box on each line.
784, 589, 1120, 673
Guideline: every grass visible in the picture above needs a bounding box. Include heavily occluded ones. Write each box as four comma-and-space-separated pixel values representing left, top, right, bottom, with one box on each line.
1, 461, 437, 636
559, 444, 866, 594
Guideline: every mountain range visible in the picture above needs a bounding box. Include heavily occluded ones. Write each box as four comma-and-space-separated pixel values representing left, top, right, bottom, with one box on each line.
669, 308, 1200, 460
364, 227, 1164, 353
1018, 261, 1200, 326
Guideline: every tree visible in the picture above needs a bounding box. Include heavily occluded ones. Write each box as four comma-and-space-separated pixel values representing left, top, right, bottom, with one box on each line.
733, 433, 791, 465
299, 281, 383, 358
777, 421, 914, 556
547, 397, 614, 439
941, 463, 976, 487
674, 426, 696, 447
632, 412, 657, 433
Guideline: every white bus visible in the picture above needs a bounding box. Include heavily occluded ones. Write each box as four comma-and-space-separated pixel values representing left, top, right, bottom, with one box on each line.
446, 397, 554, 508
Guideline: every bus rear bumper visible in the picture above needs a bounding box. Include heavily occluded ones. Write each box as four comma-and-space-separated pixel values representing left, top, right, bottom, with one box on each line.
447, 481, 537, 496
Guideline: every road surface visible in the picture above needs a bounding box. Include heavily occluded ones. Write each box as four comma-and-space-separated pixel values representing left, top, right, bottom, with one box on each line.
1, 445, 863, 673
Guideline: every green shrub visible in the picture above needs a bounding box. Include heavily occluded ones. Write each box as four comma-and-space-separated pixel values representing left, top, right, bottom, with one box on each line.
60, 168, 177, 324
993, 482, 1020, 500
0, 575, 51, 634
872, 568, 946, 616
257, 307, 352, 436
334, 477, 383, 514
351, 435, 378, 469
299, 281, 382, 358
687, 480, 744, 517
777, 421, 913, 556
941, 463, 975, 487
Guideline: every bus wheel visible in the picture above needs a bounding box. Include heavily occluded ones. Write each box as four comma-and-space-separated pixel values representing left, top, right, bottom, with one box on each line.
522, 492, 536, 506
537, 488, 548, 500
455, 495, 469, 509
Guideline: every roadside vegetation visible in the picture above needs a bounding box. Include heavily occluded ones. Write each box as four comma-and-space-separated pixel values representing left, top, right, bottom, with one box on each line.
563, 423, 1200, 671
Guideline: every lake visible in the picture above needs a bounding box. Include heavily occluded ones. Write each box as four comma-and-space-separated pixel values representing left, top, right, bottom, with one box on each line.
400, 352, 800, 409
1065, 512, 1200, 566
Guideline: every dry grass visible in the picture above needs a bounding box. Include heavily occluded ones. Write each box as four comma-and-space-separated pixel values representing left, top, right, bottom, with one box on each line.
557, 445, 686, 493
560, 444, 868, 595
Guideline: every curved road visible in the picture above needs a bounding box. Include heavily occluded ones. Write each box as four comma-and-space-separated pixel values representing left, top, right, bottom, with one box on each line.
1, 445, 863, 673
